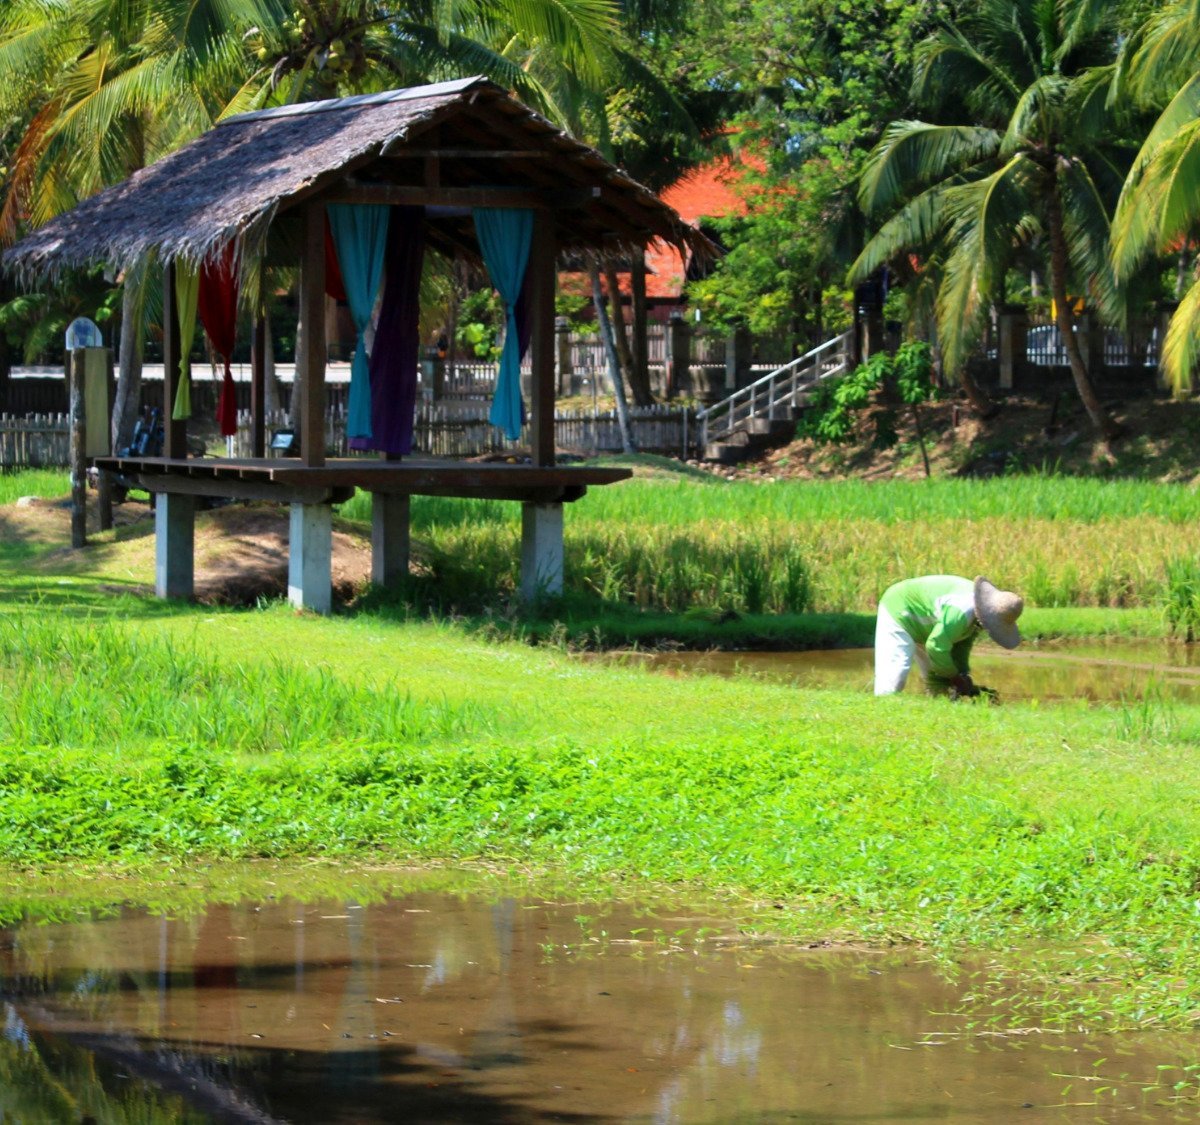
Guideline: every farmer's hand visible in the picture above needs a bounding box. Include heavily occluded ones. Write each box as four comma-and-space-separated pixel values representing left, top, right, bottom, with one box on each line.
949, 674, 979, 698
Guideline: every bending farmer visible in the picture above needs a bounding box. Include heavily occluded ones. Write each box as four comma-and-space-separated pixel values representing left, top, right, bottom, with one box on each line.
875, 575, 1023, 696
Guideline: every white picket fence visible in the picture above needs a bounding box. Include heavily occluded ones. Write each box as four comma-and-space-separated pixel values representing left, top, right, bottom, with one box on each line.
235, 402, 695, 459
0, 413, 70, 468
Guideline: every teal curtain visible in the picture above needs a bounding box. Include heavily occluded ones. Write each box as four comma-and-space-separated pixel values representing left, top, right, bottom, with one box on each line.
329, 204, 390, 440
474, 207, 534, 441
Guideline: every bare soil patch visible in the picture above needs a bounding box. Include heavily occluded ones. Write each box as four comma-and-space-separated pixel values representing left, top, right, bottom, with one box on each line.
16, 497, 372, 606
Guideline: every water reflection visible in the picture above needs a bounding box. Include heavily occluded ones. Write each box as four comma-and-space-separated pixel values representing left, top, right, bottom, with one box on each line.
611, 640, 1200, 703
0, 880, 1196, 1122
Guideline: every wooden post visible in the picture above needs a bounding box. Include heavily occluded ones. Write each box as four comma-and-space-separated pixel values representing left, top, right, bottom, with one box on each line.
529, 213, 556, 467
251, 310, 267, 457
631, 256, 649, 397
68, 349, 86, 548
298, 202, 327, 467
162, 260, 187, 460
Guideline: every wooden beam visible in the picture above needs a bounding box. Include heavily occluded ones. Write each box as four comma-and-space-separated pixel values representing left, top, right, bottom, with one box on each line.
298, 203, 327, 467
162, 260, 186, 459
136, 474, 348, 505
529, 213, 557, 467
386, 149, 550, 160
323, 181, 596, 210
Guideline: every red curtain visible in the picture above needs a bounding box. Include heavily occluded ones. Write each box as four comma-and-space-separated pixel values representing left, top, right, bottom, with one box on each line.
198, 244, 240, 438
324, 219, 347, 302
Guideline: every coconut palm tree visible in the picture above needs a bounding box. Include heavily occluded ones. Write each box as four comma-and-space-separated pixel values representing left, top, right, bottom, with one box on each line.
850, 0, 1132, 441
0, 0, 634, 443
0, 0, 274, 445
1111, 1, 1200, 393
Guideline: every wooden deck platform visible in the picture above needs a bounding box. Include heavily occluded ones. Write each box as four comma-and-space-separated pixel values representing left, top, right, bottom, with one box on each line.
93, 456, 632, 504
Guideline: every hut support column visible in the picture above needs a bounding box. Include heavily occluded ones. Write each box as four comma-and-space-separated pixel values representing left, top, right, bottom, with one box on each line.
298, 203, 327, 467
529, 213, 556, 467
162, 261, 187, 459
520, 501, 563, 602
251, 311, 267, 457
155, 493, 195, 599
288, 502, 332, 614
371, 493, 410, 588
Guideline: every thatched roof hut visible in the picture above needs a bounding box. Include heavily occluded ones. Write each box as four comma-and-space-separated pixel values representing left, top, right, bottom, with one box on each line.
4, 76, 711, 279
6, 77, 706, 614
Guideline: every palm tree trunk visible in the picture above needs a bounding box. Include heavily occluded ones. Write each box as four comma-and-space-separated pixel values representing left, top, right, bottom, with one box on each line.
111, 260, 150, 452
590, 263, 634, 454
1044, 186, 1124, 442
603, 262, 650, 407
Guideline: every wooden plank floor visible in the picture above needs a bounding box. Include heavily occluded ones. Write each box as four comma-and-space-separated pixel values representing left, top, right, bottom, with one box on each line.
92, 456, 631, 503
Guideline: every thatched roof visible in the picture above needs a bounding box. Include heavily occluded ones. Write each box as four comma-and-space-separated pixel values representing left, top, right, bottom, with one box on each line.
4, 76, 714, 280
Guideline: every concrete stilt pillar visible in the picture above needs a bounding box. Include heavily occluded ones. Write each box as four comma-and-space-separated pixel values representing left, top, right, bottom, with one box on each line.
520, 501, 563, 603
155, 492, 195, 599
371, 492, 410, 589
288, 502, 332, 614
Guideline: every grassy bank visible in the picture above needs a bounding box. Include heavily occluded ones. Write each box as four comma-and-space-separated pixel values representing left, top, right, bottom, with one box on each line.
0, 604, 1198, 1028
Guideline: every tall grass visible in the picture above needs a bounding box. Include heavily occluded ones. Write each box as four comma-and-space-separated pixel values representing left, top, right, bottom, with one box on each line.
0, 615, 489, 752
0, 470, 69, 506
339, 474, 1200, 528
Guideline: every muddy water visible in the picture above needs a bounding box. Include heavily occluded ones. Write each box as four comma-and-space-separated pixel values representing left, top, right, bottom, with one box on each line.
617, 640, 1200, 703
0, 876, 1195, 1122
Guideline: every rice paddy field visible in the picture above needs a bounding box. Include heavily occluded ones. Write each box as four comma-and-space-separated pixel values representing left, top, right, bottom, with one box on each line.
3, 465, 1200, 1031
339, 470, 1200, 617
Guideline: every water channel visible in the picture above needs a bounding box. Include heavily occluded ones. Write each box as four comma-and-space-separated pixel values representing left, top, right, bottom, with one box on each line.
610, 640, 1200, 704
1, 869, 1196, 1123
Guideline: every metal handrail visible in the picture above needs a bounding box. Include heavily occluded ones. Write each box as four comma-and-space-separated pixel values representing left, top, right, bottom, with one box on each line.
695, 331, 853, 450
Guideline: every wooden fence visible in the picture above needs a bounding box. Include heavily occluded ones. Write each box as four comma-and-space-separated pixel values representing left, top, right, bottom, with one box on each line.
234, 402, 696, 460
0, 413, 70, 468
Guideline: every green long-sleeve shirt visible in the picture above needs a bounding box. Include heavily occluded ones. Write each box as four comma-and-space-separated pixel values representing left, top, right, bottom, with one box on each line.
879, 575, 980, 679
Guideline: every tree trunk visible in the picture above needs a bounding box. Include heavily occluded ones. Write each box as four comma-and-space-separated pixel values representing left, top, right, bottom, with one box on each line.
957, 358, 996, 417
0, 273, 11, 413
111, 261, 150, 452
590, 263, 634, 454
1045, 184, 1124, 442
603, 261, 651, 407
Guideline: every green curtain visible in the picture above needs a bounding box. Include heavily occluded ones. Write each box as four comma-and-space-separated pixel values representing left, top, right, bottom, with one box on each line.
172, 261, 199, 421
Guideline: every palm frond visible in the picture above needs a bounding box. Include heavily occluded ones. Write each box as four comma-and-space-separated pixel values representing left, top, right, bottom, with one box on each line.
1058, 157, 1122, 326
858, 120, 1000, 216
1160, 271, 1200, 394
1001, 73, 1066, 153
1112, 117, 1200, 279
849, 175, 968, 284
1126, 0, 1200, 104
936, 154, 1039, 376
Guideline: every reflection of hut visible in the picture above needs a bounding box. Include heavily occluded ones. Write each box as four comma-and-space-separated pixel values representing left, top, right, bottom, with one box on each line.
4, 77, 709, 612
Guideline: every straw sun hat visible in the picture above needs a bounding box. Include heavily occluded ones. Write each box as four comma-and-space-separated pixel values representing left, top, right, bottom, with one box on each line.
973, 576, 1023, 649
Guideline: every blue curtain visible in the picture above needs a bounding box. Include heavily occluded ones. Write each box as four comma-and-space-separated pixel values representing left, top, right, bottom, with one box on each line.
329, 204, 390, 440
474, 208, 534, 440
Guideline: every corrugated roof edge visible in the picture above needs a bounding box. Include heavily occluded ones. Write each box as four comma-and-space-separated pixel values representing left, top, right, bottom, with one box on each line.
220, 75, 486, 126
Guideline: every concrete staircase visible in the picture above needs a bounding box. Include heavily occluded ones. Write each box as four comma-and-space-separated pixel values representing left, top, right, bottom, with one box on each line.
696, 333, 852, 464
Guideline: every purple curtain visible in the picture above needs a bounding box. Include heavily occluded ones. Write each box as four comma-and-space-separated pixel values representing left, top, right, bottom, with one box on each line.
367, 206, 426, 455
